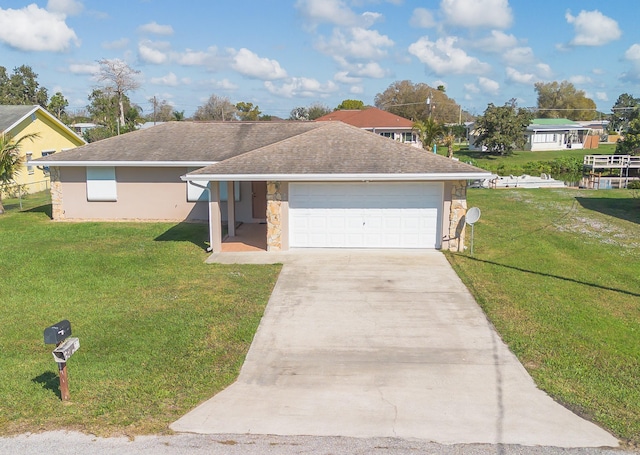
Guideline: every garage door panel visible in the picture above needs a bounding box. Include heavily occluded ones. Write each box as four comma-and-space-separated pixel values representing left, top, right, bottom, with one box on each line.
289, 182, 442, 249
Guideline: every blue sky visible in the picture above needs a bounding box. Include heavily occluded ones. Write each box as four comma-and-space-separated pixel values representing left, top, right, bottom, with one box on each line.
1, 0, 639, 119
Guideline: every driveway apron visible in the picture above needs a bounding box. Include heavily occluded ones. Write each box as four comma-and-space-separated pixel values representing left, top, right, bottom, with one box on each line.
171, 250, 618, 448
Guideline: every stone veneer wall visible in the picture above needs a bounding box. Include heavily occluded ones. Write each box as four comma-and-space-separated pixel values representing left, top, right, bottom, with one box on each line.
266, 181, 283, 251
448, 180, 467, 252
49, 167, 65, 220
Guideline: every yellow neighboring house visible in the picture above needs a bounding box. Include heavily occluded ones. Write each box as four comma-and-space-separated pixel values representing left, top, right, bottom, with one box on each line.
0, 105, 85, 196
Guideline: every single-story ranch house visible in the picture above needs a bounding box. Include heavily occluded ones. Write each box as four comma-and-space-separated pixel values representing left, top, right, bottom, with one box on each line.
33, 121, 490, 253
469, 118, 597, 151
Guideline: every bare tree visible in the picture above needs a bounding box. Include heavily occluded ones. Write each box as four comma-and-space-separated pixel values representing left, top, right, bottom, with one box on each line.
97, 59, 141, 128
194, 94, 237, 121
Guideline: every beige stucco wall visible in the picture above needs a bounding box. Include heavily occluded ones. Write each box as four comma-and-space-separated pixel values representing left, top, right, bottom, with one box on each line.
53, 167, 253, 222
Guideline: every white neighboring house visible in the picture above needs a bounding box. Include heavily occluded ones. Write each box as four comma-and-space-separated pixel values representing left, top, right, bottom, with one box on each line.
469, 118, 592, 152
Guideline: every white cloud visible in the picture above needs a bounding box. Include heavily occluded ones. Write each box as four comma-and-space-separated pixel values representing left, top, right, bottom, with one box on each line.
473, 30, 518, 53
410, 8, 435, 28
265, 77, 338, 98
138, 21, 174, 36
150, 72, 180, 86
334, 71, 362, 84
347, 62, 388, 78
565, 10, 621, 46
210, 78, 238, 90
169, 47, 222, 68
408, 36, 491, 75
295, 0, 359, 27
624, 44, 640, 62
138, 41, 169, 64
441, 0, 512, 29
102, 38, 129, 50
503, 47, 534, 65
317, 27, 394, 60
478, 76, 499, 94
0, 4, 79, 52
230, 48, 287, 80
536, 63, 553, 78
350, 85, 364, 94
464, 83, 480, 94
68, 62, 100, 75
569, 75, 593, 85
595, 92, 608, 102
47, 0, 83, 16
505, 67, 536, 84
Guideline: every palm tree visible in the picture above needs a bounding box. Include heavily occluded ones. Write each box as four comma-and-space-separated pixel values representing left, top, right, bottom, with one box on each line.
442, 133, 456, 158
0, 133, 37, 214
412, 118, 444, 152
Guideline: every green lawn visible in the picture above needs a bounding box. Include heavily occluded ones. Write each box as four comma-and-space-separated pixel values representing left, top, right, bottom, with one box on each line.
0, 192, 281, 436
446, 188, 640, 446
447, 143, 619, 177
1, 189, 639, 445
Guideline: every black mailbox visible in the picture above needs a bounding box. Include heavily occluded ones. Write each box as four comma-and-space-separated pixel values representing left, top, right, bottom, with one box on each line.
44, 320, 72, 345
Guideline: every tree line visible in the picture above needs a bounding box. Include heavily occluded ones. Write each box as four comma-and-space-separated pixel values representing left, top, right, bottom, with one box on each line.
2, 62, 638, 152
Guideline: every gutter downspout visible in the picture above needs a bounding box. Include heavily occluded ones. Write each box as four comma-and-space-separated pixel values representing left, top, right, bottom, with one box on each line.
190, 180, 214, 252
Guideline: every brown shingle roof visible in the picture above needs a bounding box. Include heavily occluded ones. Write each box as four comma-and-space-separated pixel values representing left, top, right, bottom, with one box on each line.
190, 122, 487, 176
315, 107, 414, 129
38, 121, 323, 163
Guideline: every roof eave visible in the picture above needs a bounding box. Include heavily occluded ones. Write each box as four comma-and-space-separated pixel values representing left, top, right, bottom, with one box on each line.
182, 172, 493, 182
29, 160, 218, 167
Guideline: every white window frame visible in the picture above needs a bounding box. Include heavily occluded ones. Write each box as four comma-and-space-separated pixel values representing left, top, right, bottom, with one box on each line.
26, 152, 34, 174
86, 167, 117, 202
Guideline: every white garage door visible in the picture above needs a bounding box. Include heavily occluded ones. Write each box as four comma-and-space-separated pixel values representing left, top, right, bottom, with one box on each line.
289, 182, 442, 249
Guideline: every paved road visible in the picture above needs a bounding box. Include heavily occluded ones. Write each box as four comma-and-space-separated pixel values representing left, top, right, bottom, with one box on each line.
0, 432, 635, 455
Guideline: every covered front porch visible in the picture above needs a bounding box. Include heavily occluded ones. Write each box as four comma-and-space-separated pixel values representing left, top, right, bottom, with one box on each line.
222, 222, 267, 252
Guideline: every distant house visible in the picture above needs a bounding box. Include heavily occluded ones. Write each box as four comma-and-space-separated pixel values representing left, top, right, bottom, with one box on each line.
525, 119, 595, 151
70, 122, 98, 137
315, 107, 421, 147
468, 118, 596, 152
1, 105, 85, 195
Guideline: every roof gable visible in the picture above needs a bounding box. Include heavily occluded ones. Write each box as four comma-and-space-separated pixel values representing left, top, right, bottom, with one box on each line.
0, 105, 39, 133
315, 107, 414, 129
189, 122, 487, 178
0, 104, 85, 145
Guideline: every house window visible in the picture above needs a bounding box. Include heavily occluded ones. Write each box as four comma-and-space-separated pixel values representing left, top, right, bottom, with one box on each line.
379, 132, 393, 139
187, 178, 240, 202
86, 167, 117, 201
26, 152, 34, 174
401, 132, 415, 143
41, 150, 55, 174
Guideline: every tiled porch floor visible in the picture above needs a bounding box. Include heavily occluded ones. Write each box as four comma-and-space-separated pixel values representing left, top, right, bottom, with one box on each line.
221, 223, 267, 252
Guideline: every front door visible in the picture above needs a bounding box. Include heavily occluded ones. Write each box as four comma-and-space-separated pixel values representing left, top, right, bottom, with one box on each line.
252, 181, 267, 220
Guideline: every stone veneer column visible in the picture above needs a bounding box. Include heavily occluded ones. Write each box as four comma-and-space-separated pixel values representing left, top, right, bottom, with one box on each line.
266, 181, 283, 251
49, 167, 65, 220
448, 180, 467, 252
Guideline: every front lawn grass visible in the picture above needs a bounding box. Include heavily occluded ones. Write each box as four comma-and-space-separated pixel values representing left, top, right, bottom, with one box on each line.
446, 188, 640, 446
0, 192, 280, 436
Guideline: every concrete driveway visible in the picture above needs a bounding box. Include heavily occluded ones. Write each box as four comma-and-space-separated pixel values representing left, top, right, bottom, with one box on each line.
171, 250, 618, 448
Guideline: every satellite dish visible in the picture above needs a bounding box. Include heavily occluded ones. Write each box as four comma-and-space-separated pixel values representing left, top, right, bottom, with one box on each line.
466, 207, 481, 225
